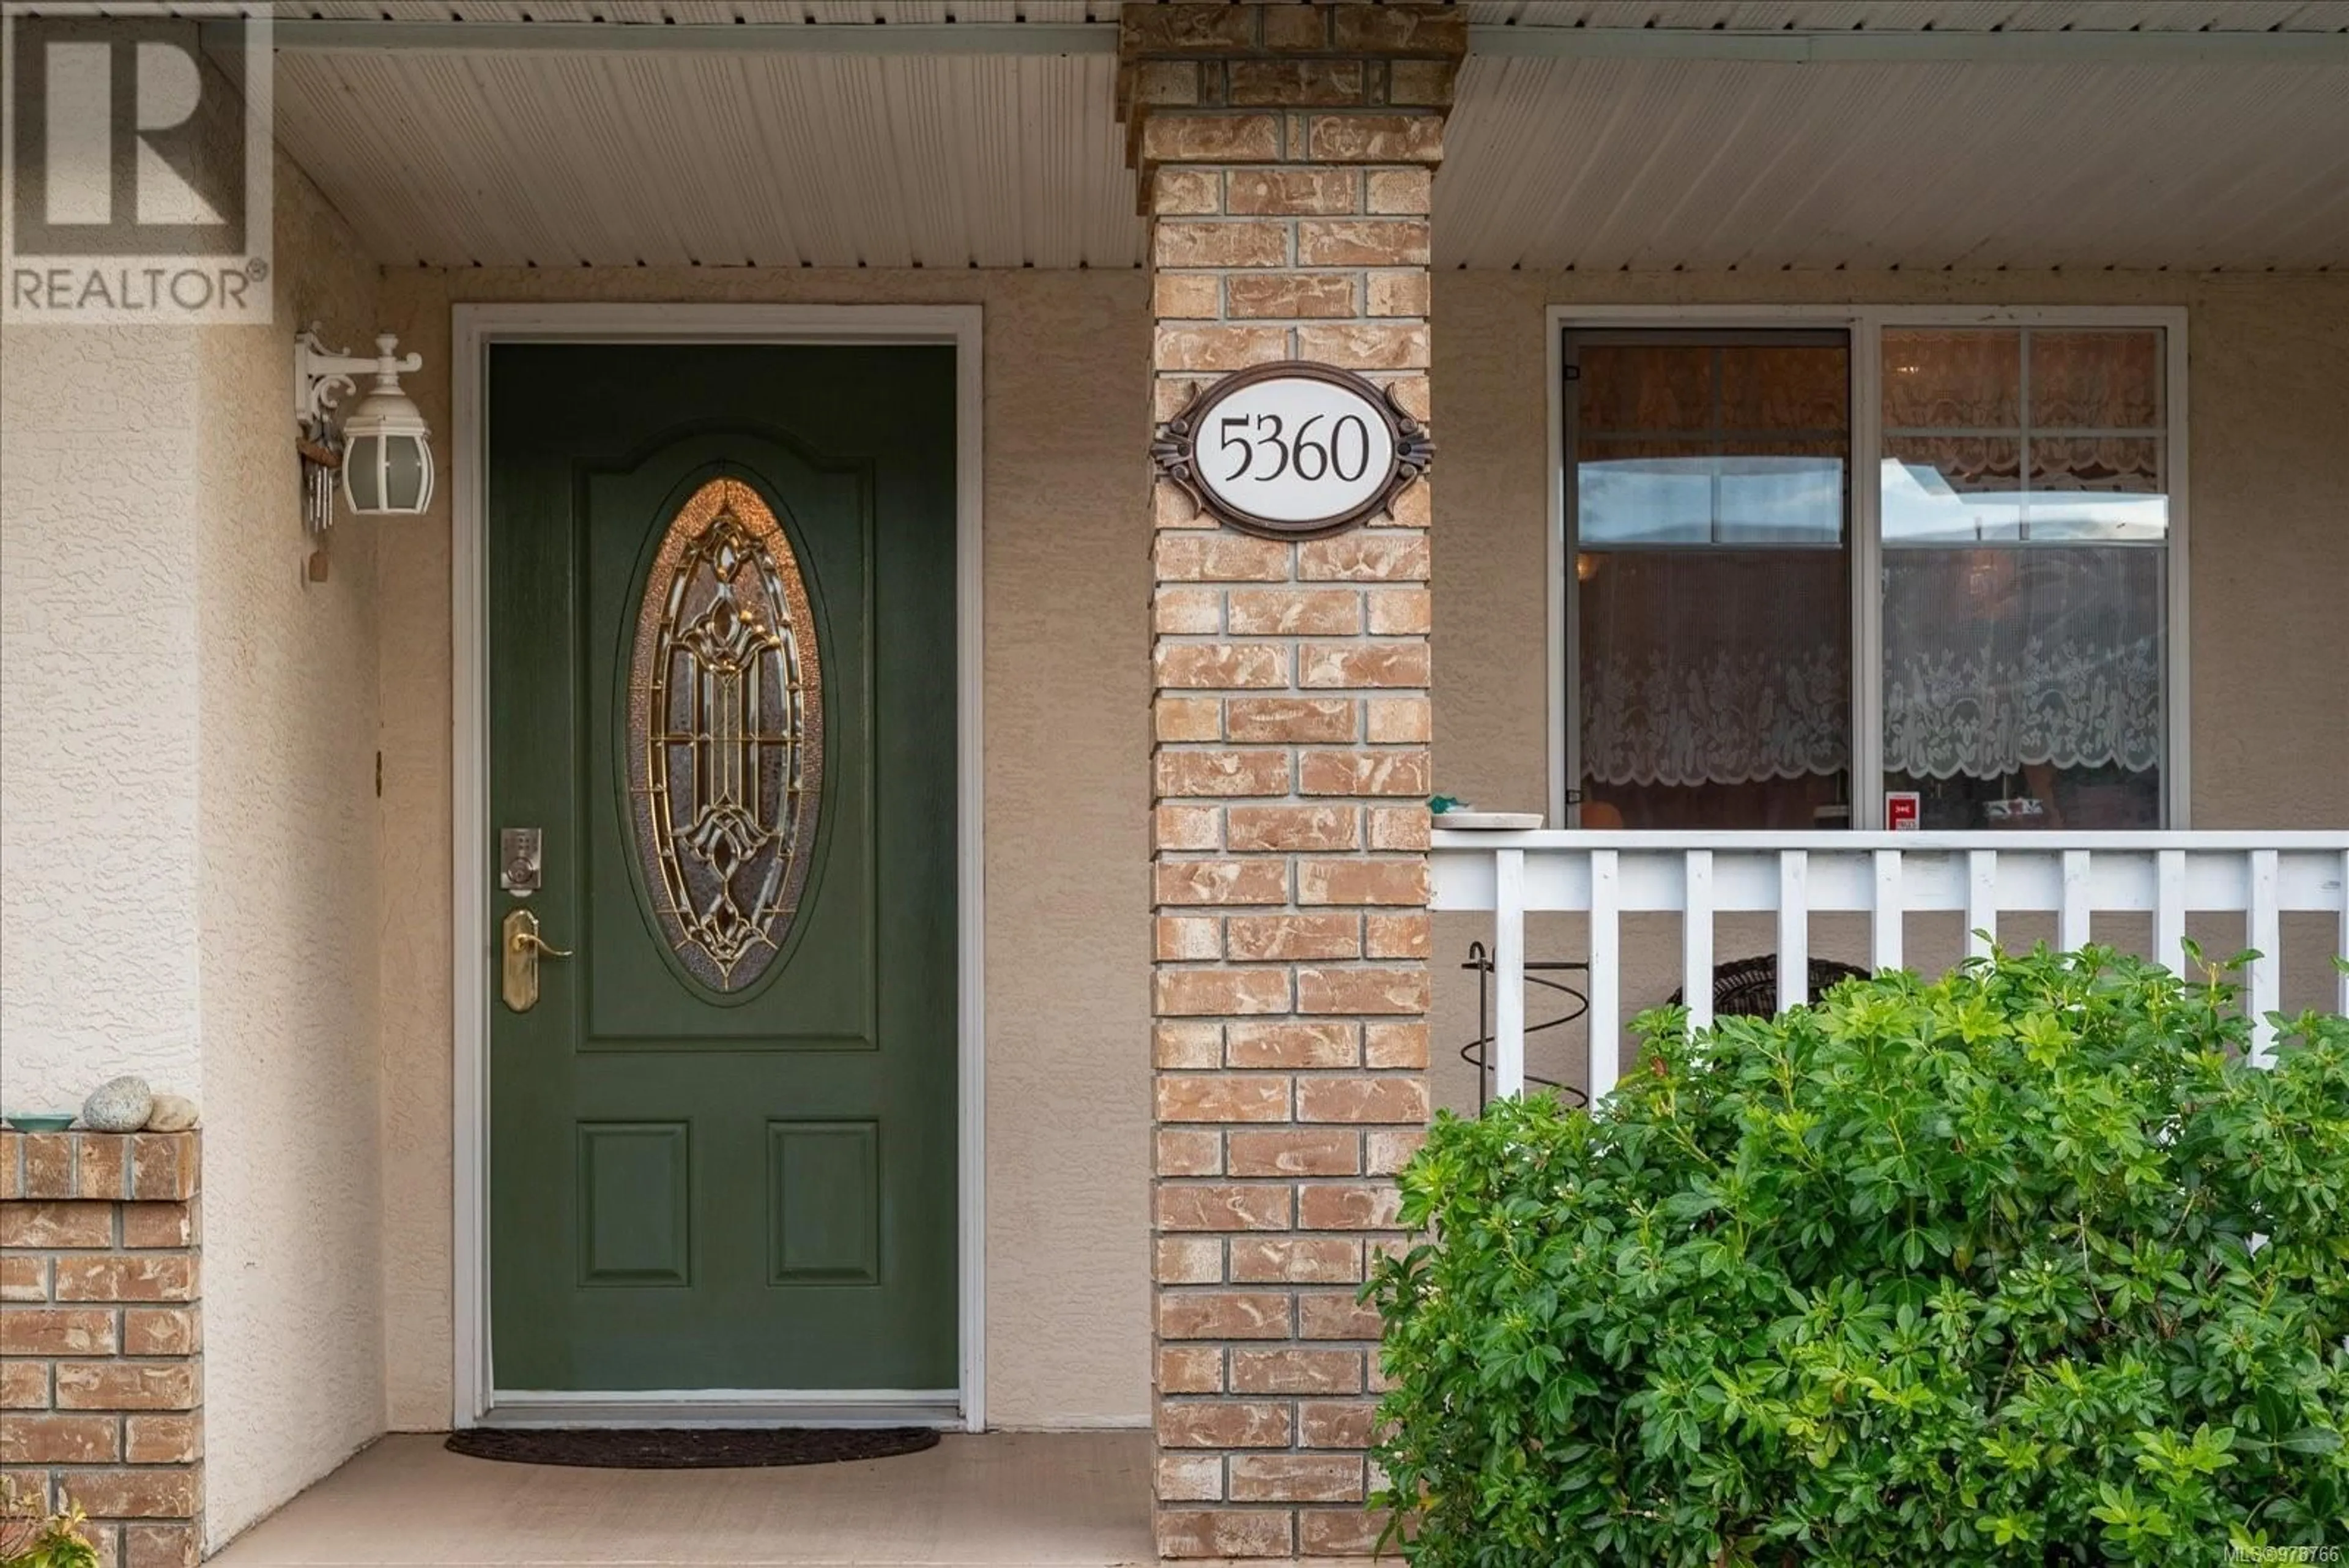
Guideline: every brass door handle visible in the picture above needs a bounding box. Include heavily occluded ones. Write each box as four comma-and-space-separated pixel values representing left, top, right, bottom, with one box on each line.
502, 907, 571, 1011
514, 926, 572, 959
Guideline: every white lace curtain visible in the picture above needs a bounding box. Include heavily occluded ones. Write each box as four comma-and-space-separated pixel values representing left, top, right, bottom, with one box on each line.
1883, 548, 2164, 781
1580, 553, 1850, 788
1578, 550, 2163, 788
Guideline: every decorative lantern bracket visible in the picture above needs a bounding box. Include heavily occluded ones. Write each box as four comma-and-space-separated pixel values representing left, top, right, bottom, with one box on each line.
295, 325, 421, 434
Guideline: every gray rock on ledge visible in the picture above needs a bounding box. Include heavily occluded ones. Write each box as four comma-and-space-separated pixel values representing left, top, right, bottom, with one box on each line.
80, 1075, 154, 1133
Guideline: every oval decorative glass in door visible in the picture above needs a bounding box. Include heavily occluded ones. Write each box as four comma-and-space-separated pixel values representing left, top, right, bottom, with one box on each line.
628, 477, 822, 992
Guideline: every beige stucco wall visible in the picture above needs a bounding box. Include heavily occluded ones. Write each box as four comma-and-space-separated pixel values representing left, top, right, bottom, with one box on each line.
0, 143, 389, 1547
369, 268, 1155, 1432
195, 150, 390, 1545
1429, 270, 2349, 1113
1, 323, 205, 1102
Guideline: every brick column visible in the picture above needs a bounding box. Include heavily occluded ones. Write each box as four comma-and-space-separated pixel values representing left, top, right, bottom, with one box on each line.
1, 1132, 204, 1568
1124, 5, 1460, 1558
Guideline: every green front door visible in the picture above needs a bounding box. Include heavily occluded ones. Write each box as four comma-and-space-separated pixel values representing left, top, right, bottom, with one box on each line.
486, 343, 958, 1396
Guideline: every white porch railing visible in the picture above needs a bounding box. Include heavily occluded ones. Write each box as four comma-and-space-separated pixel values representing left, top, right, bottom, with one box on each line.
1430, 831, 2349, 1099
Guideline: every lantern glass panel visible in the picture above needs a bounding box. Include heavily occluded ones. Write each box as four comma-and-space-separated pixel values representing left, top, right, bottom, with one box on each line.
385, 434, 428, 511
344, 435, 384, 512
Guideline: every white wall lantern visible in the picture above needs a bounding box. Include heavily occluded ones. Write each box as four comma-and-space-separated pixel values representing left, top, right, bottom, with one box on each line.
295, 327, 434, 518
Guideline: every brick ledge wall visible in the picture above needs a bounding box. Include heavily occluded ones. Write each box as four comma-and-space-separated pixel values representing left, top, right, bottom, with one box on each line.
1, 1131, 203, 1568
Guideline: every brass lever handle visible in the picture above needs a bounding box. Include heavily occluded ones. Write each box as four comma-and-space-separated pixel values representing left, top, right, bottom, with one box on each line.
514, 926, 573, 959
502, 908, 570, 1011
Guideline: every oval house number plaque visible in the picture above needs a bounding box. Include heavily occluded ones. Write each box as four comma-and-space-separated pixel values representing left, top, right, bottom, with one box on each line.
1151, 362, 1431, 539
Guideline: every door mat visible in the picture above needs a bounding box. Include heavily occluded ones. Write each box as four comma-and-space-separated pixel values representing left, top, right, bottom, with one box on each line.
445, 1426, 941, 1469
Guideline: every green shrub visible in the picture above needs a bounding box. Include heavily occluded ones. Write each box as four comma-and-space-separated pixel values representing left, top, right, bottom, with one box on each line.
1369, 946, 2349, 1566
0, 1479, 97, 1568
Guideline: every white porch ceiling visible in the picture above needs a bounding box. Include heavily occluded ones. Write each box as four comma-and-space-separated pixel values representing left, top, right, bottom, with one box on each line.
267, 48, 1139, 269
1466, 0, 2344, 25
1438, 54, 2349, 270
175, 2, 2349, 26
205, 1, 2349, 271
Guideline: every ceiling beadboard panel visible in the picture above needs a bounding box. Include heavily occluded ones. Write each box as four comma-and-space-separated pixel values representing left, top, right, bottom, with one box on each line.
160, 0, 2349, 26
267, 48, 1140, 267
216, 1, 2349, 272
169, 2, 1121, 20
154, 1, 2349, 24
1436, 53, 2349, 270
1460, 1, 2345, 28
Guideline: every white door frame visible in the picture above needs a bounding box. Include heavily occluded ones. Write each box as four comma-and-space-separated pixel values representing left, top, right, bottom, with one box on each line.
1545, 302, 2191, 834
448, 303, 987, 1431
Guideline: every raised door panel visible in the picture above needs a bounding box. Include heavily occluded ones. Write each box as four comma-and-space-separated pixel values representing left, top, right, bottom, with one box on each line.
768, 1120, 880, 1285
577, 1122, 691, 1287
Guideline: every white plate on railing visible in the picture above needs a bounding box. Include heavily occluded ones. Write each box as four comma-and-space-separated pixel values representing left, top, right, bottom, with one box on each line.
1432, 811, 1545, 830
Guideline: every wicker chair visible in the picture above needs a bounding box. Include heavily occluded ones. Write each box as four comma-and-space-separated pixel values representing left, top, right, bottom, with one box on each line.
1668, 955, 1870, 1019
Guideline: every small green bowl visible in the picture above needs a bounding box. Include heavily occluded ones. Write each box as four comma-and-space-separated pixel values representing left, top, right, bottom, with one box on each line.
3, 1113, 75, 1133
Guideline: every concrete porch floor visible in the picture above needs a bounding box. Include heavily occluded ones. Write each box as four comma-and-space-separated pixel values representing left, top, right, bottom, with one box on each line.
209, 1431, 1153, 1567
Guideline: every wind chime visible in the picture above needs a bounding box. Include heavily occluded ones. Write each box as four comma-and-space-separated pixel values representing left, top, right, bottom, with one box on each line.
296, 414, 344, 582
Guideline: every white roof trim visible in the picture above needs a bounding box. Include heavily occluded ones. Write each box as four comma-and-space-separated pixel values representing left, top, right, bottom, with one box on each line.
216, 17, 2349, 64
225, 20, 1114, 55
1472, 26, 2349, 63
220, 7, 2349, 272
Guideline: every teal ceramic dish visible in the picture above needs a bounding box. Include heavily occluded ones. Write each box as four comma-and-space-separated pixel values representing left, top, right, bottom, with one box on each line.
3, 1113, 75, 1132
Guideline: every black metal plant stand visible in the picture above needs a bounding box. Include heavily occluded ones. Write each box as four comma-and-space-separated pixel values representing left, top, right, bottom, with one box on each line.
1460, 942, 1593, 1114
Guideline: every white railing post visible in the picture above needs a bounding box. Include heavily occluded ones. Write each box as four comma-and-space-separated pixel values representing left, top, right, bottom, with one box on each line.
1587, 849, 1620, 1099
1776, 850, 1808, 1014
2059, 849, 2093, 951
1683, 850, 1714, 1033
2247, 848, 2280, 1067
1493, 847, 1526, 1098
2156, 848, 2188, 971
2339, 849, 2349, 1019
1871, 849, 1904, 973
1967, 849, 1998, 959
